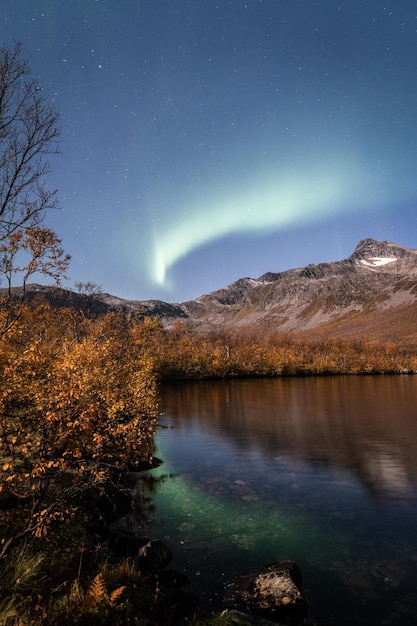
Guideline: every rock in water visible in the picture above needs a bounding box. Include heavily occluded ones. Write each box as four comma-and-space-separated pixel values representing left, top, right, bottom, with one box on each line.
229, 560, 307, 624
137, 539, 172, 573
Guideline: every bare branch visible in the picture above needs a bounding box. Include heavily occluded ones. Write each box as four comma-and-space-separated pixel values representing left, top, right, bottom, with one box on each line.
0, 43, 70, 336
0, 43, 61, 239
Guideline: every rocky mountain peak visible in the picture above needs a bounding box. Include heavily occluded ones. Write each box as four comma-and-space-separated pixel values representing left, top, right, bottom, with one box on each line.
350, 238, 417, 274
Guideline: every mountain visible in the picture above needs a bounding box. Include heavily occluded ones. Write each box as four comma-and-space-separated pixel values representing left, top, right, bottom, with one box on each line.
179, 238, 417, 345
4, 239, 417, 346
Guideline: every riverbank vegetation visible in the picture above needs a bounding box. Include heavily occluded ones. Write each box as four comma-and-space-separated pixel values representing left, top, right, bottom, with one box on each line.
157, 320, 417, 378
0, 303, 163, 624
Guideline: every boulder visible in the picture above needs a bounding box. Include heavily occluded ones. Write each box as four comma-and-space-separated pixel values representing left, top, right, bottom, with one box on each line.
229, 560, 307, 624
137, 539, 173, 573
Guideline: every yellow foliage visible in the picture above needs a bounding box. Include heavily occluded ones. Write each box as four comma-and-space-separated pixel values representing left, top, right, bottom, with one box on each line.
0, 303, 160, 556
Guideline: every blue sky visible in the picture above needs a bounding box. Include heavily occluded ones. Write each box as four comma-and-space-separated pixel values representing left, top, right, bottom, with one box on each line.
2, 1, 417, 301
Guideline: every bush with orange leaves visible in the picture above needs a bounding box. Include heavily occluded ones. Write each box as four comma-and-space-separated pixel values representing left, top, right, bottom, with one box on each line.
0, 303, 160, 558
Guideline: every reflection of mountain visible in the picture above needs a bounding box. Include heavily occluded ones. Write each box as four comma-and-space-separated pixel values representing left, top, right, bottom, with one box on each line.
161, 377, 417, 501
361, 443, 415, 499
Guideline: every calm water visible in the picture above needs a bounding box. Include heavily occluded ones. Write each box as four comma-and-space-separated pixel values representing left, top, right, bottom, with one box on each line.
134, 376, 417, 625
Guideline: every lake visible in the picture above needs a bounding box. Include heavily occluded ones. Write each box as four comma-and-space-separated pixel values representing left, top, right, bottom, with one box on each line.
134, 376, 417, 625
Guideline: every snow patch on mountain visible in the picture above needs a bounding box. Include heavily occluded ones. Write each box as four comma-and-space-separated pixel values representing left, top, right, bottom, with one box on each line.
358, 257, 398, 268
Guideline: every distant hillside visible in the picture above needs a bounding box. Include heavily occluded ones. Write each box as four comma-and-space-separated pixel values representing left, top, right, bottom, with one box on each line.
0, 283, 187, 321
3, 239, 417, 346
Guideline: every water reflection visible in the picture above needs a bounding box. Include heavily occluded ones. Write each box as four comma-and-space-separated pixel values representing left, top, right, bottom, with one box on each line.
134, 377, 417, 624
160, 376, 417, 501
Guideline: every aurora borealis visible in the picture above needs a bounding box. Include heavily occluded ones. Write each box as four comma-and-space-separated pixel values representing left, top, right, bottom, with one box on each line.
1, 1, 417, 301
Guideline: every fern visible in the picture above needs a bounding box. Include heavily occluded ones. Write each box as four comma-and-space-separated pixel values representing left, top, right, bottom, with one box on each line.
85, 574, 125, 607
109, 585, 126, 605
86, 573, 106, 604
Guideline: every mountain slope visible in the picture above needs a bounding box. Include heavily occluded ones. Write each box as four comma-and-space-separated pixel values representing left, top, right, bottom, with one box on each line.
180, 239, 417, 345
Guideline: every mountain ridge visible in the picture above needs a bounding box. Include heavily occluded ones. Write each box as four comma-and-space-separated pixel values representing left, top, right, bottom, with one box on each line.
3, 238, 417, 346
177, 238, 417, 341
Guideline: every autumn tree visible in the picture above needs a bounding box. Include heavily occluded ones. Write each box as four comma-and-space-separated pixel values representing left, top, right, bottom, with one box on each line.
0, 43, 69, 335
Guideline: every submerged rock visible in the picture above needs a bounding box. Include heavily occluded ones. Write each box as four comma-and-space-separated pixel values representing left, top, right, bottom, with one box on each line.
228, 560, 307, 624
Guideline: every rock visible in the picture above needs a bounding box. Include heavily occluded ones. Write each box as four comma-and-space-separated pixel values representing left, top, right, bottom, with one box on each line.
221, 608, 285, 624
108, 528, 148, 557
137, 539, 173, 573
228, 560, 308, 624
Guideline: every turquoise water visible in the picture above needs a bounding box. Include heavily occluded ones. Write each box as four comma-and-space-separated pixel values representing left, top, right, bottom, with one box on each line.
134, 377, 417, 624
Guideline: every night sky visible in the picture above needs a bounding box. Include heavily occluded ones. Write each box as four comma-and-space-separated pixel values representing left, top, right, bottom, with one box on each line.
2, 1, 417, 302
